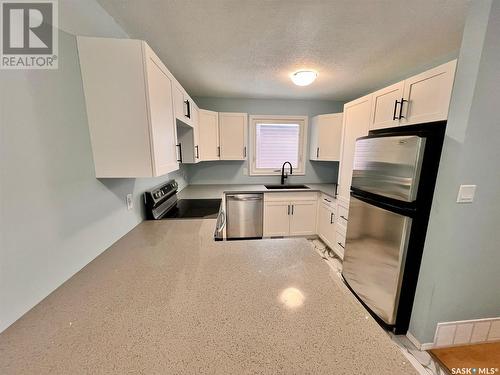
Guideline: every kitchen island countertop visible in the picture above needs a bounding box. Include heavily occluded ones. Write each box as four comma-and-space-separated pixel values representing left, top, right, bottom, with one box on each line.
0, 219, 416, 374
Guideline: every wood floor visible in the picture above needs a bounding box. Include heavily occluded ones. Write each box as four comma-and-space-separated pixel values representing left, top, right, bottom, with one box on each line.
430, 342, 500, 374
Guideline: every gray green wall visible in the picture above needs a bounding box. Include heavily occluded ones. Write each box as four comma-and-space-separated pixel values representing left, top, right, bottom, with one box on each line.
409, 0, 500, 344
0, 0, 187, 332
187, 97, 344, 185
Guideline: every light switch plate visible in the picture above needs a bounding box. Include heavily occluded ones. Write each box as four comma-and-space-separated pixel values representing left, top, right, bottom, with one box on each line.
126, 194, 133, 210
457, 185, 476, 203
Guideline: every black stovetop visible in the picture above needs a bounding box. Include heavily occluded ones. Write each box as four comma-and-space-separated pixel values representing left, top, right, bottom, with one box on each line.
160, 199, 221, 219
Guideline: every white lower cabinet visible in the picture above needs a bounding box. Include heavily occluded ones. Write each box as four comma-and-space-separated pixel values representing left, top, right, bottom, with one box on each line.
263, 192, 318, 237
317, 201, 336, 249
289, 200, 318, 236
263, 201, 290, 237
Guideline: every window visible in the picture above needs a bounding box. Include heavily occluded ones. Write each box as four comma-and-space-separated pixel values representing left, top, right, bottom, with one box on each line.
249, 116, 308, 175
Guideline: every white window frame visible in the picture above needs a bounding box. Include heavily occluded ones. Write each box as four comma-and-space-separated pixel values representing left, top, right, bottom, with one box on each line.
249, 115, 308, 176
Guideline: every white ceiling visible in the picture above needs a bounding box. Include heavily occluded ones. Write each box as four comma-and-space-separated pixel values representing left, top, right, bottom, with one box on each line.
96, 0, 468, 101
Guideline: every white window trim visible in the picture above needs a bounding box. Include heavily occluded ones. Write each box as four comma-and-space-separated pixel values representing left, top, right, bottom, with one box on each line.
248, 115, 308, 176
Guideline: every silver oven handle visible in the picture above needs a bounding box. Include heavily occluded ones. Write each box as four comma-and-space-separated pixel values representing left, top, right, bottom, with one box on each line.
217, 210, 226, 232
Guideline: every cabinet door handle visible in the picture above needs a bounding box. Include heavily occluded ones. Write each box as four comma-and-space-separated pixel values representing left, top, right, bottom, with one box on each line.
392, 99, 400, 121
287, 205, 290, 215
330, 213, 334, 224
184, 100, 191, 119
340, 215, 348, 221
195, 145, 199, 159
217, 146, 220, 157
337, 242, 345, 249
399, 98, 408, 119
176, 143, 182, 163
243, 146, 247, 158
291, 205, 294, 215
316, 147, 319, 158
324, 198, 331, 203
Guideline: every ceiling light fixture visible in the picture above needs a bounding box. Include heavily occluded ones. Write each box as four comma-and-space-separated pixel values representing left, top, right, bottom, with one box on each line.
291, 70, 318, 86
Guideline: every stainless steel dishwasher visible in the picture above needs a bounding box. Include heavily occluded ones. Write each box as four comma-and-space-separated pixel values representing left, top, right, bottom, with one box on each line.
226, 193, 263, 239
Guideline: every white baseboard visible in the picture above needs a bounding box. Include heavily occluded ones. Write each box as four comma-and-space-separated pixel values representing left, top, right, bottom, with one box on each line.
433, 316, 500, 348
406, 331, 434, 350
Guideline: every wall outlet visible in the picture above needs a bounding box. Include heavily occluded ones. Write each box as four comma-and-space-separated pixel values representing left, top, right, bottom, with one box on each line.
456, 185, 476, 203
126, 194, 133, 210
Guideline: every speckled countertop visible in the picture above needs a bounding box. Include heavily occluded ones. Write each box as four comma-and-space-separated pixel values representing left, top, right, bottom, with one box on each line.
0, 220, 416, 374
178, 183, 337, 199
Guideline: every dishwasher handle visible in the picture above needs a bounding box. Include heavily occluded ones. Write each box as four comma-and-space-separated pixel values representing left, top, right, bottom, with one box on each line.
226, 194, 263, 201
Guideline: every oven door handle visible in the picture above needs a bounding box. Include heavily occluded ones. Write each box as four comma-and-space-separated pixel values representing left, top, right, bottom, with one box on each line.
216, 210, 226, 232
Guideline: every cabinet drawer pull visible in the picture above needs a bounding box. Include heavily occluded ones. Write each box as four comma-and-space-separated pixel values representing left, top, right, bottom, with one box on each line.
324, 198, 331, 203
340, 215, 348, 221
330, 213, 334, 224
337, 242, 345, 249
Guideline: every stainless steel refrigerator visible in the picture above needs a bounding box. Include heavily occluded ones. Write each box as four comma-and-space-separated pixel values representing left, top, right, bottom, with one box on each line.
342, 122, 446, 334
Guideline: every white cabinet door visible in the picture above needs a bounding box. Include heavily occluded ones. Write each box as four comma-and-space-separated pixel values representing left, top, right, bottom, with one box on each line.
198, 109, 220, 161
338, 94, 372, 200
144, 48, 178, 175
289, 200, 317, 236
310, 113, 343, 161
318, 202, 335, 248
173, 85, 185, 123
400, 60, 457, 125
191, 103, 200, 163
263, 201, 290, 237
219, 112, 247, 160
369, 81, 404, 130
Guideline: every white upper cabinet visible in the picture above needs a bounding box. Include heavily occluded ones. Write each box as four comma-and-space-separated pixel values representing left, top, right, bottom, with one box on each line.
309, 113, 343, 161
198, 109, 220, 161
173, 84, 195, 127
338, 94, 372, 200
369, 60, 457, 130
400, 60, 457, 125
219, 112, 248, 160
77, 37, 178, 178
369, 81, 405, 130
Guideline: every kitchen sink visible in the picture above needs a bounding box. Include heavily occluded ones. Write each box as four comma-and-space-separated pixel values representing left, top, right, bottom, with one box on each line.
265, 184, 310, 190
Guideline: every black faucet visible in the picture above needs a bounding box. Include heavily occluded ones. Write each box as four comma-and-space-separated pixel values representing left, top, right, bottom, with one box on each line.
281, 161, 293, 185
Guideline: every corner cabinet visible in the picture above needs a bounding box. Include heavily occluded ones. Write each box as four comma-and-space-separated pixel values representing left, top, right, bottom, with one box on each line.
77, 37, 179, 178
197, 110, 248, 161
309, 113, 343, 161
263, 192, 318, 237
369, 60, 457, 130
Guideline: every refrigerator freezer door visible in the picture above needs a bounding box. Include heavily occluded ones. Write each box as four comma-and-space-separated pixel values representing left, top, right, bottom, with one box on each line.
342, 196, 412, 325
351, 135, 425, 201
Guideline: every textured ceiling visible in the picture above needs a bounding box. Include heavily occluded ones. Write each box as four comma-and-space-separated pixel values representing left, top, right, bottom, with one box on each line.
96, 0, 468, 101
